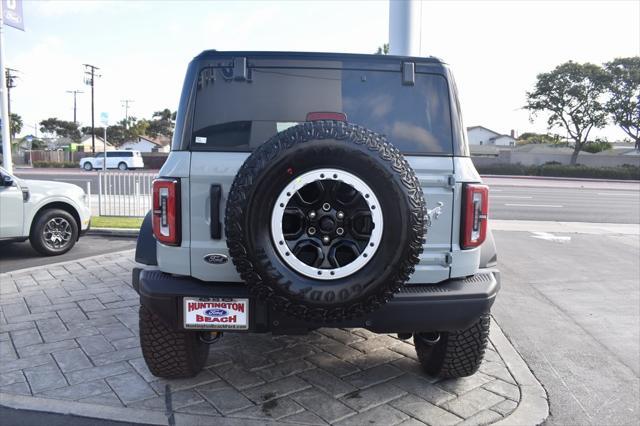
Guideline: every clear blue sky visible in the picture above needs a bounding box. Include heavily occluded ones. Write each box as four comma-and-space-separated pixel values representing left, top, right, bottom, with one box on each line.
5, 0, 640, 141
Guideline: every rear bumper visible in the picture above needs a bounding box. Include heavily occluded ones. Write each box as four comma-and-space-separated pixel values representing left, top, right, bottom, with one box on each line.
132, 268, 500, 334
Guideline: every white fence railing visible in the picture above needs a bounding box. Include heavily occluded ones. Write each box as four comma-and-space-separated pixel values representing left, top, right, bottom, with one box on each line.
97, 171, 155, 217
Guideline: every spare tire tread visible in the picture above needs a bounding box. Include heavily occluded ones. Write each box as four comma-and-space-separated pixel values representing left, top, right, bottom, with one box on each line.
225, 120, 425, 322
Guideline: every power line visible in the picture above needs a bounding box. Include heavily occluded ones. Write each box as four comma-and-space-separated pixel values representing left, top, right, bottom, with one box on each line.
83, 64, 101, 153
66, 90, 84, 124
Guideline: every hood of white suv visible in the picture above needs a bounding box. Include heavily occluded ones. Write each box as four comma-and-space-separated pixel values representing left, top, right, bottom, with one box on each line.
19, 178, 86, 200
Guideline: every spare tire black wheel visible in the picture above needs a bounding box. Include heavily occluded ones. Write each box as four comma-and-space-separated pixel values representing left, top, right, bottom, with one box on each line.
225, 120, 426, 322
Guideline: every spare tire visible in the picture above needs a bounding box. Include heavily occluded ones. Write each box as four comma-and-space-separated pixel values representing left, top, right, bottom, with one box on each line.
225, 120, 425, 322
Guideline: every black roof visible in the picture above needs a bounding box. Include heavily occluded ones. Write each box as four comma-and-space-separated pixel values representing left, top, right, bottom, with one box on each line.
194, 50, 445, 65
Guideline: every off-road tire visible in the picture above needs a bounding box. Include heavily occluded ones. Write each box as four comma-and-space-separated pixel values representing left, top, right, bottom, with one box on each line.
30, 209, 78, 256
225, 120, 425, 322
414, 314, 490, 378
139, 305, 209, 379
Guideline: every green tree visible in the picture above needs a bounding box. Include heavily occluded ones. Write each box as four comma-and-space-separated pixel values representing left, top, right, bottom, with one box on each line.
10, 113, 22, 139
147, 109, 176, 138
81, 117, 149, 147
128, 117, 149, 138
604, 57, 640, 149
517, 132, 563, 145
526, 61, 608, 164
375, 43, 389, 55
40, 118, 82, 141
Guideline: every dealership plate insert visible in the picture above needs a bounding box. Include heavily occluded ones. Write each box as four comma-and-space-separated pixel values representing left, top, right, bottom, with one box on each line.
183, 297, 249, 330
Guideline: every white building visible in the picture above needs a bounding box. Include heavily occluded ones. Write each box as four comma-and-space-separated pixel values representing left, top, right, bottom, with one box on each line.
467, 126, 516, 147
120, 135, 170, 153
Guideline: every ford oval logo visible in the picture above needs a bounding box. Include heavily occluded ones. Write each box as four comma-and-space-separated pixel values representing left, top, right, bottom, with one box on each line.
204, 254, 228, 265
204, 309, 227, 317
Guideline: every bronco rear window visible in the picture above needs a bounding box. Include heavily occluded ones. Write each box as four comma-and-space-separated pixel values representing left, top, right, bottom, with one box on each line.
191, 67, 453, 155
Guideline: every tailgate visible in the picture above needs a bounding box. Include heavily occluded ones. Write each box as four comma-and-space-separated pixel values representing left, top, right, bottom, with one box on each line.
407, 156, 454, 284
190, 152, 249, 282
189, 154, 454, 284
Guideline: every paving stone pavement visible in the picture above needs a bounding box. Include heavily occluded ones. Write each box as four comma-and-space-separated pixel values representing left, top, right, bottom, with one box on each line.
0, 251, 546, 425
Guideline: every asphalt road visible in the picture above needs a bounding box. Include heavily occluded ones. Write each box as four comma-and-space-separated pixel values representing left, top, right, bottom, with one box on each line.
14, 169, 640, 223
492, 227, 640, 425
488, 185, 640, 223
0, 235, 136, 273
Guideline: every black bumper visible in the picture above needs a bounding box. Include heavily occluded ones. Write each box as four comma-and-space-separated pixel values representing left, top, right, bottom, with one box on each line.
79, 221, 91, 238
132, 268, 500, 334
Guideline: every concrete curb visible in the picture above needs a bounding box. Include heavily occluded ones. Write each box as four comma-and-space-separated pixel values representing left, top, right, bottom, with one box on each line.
0, 393, 279, 426
481, 174, 640, 183
87, 227, 139, 237
490, 320, 549, 426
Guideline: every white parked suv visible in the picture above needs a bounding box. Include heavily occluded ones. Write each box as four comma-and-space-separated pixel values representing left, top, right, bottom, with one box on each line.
0, 166, 91, 255
80, 150, 144, 171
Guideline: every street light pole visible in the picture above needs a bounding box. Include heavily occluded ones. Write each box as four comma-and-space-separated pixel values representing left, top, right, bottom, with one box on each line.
389, 0, 422, 56
0, 3, 13, 172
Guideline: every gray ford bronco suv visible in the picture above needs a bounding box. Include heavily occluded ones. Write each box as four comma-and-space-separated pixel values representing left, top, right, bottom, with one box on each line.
132, 51, 499, 379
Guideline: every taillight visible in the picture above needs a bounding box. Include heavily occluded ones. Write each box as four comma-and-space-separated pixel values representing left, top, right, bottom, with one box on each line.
462, 184, 489, 249
306, 112, 347, 122
152, 178, 181, 246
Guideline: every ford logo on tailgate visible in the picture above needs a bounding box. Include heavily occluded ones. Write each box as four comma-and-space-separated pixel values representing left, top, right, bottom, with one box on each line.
204, 309, 228, 317
204, 254, 228, 265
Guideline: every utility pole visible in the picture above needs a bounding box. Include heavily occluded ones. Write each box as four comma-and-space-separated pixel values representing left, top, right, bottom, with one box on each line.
83, 64, 100, 153
66, 90, 83, 124
5, 68, 17, 139
121, 99, 133, 128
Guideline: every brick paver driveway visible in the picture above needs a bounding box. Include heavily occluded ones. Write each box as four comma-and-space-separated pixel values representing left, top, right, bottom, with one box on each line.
0, 251, 547, 425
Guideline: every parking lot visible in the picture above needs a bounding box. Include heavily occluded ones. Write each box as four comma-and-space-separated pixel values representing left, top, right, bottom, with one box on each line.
491, 226, 640, 425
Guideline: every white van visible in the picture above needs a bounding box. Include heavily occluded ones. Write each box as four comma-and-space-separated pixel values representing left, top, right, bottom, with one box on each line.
80, 150, 145, 171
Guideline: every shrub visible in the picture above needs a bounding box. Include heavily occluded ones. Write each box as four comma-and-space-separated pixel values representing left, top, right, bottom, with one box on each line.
33, 161, 77, 168
476, 163, 640, 180
582, 138, 613, 153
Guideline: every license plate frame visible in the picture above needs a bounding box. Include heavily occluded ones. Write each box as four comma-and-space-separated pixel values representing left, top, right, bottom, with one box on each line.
183, 297, 249, 330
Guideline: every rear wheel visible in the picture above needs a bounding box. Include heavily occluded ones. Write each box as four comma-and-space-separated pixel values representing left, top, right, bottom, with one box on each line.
83, 162, 92, 171
30, 209, 78, 256
139, 305, 209, 379
118, 162, 128, 171
414, 314, 490, 378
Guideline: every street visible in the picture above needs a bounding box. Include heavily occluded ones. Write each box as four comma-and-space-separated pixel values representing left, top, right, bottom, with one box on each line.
484, 176, 640, 224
